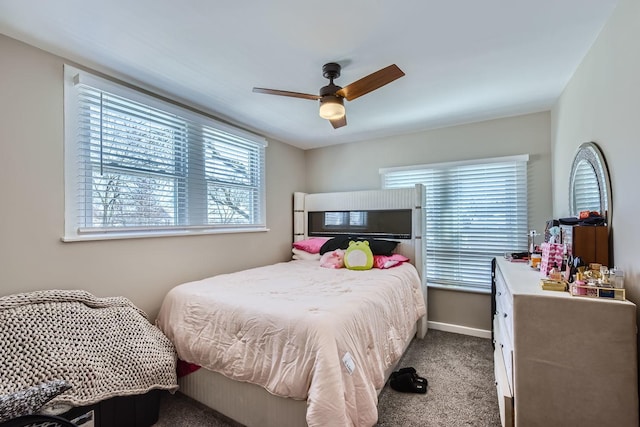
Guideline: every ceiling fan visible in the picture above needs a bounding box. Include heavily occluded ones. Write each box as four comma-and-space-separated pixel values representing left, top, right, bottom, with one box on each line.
253, 63, 405, 129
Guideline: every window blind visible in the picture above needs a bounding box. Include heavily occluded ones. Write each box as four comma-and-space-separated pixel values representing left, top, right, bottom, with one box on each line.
64, 65, 266, 239
382, 155, 528, 290
572, 163, 601, 213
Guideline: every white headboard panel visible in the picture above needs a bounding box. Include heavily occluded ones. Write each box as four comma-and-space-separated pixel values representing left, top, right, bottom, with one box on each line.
293, 186, 427, 337
303, 188, 416, 212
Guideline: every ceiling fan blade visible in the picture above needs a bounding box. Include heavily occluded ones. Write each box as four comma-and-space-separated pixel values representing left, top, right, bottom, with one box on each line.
336, 64, 405, 101
252, 87, 320, 101
330, 114, 347, 129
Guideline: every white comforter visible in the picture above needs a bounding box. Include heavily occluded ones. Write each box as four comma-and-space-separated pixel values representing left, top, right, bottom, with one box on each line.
156, 260, 426, 427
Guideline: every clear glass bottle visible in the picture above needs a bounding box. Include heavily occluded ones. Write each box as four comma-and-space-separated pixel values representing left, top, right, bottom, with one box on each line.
613, 267, 625, 289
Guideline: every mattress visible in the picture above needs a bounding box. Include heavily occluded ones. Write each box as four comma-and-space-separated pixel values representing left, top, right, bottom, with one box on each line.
156, 260, 426, 427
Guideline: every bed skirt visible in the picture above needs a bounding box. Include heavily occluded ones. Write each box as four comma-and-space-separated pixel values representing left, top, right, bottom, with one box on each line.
179, 323, 419, 427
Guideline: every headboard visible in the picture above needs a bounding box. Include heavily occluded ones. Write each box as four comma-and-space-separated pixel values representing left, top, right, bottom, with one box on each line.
293, 186, 427, 337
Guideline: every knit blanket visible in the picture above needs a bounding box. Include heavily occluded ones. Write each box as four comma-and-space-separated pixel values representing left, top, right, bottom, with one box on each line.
0, 290, 178, 411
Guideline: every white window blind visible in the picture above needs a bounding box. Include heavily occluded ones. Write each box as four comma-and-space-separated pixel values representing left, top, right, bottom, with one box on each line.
382, 155, 529, 290
572, 163, 601, 213
63, 65, 267, 240
324, 212, 367, 227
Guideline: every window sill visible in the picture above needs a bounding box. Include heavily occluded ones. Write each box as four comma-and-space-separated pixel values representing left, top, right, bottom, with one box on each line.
427, 282, 491, 295
61, 227, 270, 242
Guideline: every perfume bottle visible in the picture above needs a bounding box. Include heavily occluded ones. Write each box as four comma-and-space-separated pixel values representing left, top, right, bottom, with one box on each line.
610, 267, 625, 289
528, 230, 538, 255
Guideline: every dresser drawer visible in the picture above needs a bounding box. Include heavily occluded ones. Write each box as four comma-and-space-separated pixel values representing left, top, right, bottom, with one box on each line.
495, 299, 513, 344
494, 266, 512, 304
493, 316, 514, 427
493, 313, 514, 397
495, 268, 514, 343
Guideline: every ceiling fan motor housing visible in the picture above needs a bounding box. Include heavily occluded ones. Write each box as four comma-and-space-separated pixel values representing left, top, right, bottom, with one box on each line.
320, 83, 342, 98
319, 63, 345, 119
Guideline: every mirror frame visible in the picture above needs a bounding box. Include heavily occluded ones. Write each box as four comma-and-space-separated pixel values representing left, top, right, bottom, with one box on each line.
568, 142, 612, 223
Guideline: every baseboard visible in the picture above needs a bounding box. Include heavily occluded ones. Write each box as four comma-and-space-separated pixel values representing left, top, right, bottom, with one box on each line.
428, 321, 491, 339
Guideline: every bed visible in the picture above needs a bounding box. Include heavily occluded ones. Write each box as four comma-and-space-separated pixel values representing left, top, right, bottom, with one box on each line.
155, 187, 428, 427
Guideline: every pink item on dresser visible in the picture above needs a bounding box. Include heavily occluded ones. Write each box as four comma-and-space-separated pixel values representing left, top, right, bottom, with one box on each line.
540, 242, 564, 277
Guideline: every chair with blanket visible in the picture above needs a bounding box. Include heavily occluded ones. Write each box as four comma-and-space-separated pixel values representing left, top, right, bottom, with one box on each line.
0, 290, 178, 427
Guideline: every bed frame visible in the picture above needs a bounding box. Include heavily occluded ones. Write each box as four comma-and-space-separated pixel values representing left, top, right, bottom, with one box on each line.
178, 186, 427, 427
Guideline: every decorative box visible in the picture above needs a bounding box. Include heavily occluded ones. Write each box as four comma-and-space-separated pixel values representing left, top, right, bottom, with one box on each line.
570, 284, 626, 300
540, 279, 567, 292
540, 242, 564, 278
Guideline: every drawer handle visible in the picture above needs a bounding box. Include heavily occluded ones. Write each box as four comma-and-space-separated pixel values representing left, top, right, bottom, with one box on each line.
497, 291, 502, 296
503, 313, 508, 318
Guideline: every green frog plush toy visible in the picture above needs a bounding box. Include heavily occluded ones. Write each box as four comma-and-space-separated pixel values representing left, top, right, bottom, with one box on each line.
344, 240, 374, 270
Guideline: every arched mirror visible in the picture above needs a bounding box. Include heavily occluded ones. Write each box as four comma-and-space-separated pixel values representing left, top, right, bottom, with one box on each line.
569, 142, 611, 222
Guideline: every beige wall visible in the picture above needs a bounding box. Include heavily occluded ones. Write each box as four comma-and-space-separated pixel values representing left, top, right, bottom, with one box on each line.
552, 0, 640, 308
305, 112, 553, 331
18, 0, 640, 334
0, 34, 306, 320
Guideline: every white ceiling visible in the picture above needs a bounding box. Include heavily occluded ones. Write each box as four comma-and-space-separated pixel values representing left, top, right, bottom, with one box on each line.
0, 0, 618, 150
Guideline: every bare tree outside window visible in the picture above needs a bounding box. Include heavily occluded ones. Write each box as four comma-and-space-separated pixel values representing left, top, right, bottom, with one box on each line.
205, 140, 258, 224
81, 89, 260, 229
86, 96, 182, 228
67, 66, 266, 239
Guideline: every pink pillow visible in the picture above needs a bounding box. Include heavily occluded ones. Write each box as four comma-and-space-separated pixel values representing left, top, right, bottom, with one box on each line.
373, 254, 410, 269
292, 237, 330, 254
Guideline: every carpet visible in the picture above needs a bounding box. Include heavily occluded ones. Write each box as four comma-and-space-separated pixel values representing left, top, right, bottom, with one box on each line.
376, 329, 501, 426
154, 329, 501, 426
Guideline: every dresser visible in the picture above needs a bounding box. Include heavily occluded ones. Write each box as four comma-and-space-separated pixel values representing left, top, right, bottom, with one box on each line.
492, 257, 638, 427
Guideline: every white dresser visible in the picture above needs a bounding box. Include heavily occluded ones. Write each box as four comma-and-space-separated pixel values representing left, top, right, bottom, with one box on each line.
492, 257, 638, 427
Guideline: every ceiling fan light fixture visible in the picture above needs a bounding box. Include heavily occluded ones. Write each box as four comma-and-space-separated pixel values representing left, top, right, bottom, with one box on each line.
319, 95, 345, 120
253, 63, 404, 128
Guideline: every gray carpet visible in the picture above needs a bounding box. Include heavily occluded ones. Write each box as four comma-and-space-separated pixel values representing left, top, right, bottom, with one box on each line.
154, 329, 501, 426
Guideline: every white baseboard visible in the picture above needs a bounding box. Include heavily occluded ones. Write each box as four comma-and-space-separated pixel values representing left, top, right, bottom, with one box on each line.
428, 321, 491, 339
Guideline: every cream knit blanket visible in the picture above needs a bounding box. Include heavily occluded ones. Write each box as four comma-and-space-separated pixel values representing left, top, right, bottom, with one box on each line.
0, 290, 178, 408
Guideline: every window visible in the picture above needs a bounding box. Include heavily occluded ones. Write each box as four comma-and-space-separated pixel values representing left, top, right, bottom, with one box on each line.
63, 66, 267, 241
323, 212, 368, 228
381, 155, 528, 291
307, 210, 411, 239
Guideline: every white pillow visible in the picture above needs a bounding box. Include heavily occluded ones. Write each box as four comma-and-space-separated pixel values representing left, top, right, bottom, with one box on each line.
292, 248, 321, 261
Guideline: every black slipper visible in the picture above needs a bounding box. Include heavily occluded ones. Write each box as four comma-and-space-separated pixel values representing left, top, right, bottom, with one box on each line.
413, 374, 428, 387
391, 367, 417, 379
390, 372, 427, 394
391, 367, 428, 386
